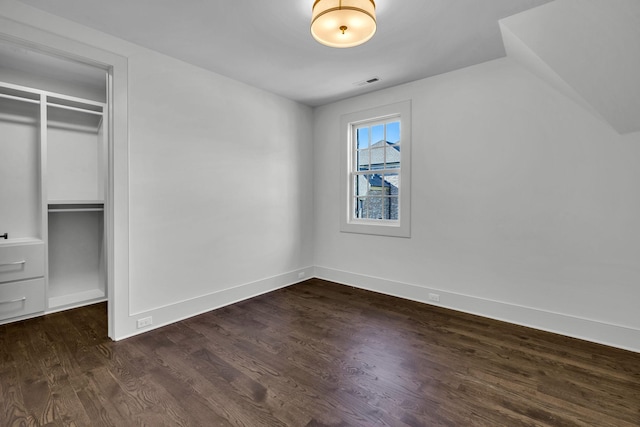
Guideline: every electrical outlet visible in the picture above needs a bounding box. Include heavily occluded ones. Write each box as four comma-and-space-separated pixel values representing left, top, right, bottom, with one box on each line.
137, 316, 153, 329
298, 271, 306, 279
428, 293, 440, 303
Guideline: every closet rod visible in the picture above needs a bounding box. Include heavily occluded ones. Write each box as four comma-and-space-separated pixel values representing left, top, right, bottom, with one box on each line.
0, 93, 40, 104
48, 102, 103, 116
48, 208, 104, 213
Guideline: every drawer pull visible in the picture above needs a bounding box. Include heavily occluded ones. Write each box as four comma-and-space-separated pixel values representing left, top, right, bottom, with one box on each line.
0, 297, 26, 305
0, 260, 26, 267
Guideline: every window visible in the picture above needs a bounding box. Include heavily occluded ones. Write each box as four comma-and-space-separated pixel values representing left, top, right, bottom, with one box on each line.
340, 100, 411, 237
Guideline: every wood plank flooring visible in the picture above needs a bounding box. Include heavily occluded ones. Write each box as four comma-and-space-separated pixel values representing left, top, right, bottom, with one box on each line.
1, 278, 639, 426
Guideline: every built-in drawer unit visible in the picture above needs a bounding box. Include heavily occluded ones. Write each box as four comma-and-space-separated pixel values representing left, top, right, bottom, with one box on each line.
0, 240, 45, 283
0, 278, 46, 321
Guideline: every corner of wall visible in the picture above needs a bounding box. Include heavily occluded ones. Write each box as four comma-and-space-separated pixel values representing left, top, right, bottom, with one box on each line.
114, 266, 315, 340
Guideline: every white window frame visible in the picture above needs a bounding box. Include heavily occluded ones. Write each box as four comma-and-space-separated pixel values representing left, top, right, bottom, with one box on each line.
340, 100, 411, 237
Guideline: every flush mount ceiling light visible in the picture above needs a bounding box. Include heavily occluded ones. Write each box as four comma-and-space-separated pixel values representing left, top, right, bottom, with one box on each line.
311, 0, 377, 48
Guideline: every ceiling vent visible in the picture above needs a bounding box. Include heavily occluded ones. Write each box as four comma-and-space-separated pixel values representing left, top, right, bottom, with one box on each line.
354, 77, 380, 87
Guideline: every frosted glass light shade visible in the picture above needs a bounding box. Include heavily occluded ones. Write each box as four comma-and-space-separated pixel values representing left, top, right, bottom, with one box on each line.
311, 0, 376, 48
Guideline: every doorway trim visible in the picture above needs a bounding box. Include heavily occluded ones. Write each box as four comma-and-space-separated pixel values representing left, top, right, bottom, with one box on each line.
0, 17, 130, 340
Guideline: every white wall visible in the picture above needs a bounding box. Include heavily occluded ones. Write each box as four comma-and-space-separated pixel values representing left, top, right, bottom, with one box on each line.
313, 58, 640, 352
0, 98, 40, 239
0, 0, 314, 339
127, 50, 315, 315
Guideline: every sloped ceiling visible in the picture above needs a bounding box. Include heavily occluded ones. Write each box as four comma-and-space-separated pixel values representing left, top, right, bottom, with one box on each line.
14, 0, 552, 107
501, 0, 640, 134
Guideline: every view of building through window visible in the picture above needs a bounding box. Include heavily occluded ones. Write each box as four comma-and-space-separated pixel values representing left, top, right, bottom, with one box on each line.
354, 120, 401, 220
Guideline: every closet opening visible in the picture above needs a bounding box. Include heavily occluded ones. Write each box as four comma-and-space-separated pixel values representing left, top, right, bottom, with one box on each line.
0, 39, 112, 332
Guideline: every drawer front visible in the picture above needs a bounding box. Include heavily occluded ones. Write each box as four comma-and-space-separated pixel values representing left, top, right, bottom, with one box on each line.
0, 278, 45, 321
0, 242, 45, 283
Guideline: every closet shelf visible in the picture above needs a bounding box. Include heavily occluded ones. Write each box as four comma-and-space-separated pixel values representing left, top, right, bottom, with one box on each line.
0, 92, 40, 104
48, 288, 106, 311
48, 201, 104, 213
48, 102, 103, 116
0, 82, 41, 103
48, 200, 104, 204
49, 208, 103, 213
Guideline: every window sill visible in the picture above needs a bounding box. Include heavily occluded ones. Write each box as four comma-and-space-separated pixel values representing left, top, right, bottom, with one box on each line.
340, 220, 410, 238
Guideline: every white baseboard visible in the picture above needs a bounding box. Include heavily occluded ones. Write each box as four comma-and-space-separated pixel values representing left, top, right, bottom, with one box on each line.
114, 264, 639, 353
315, 266, 640, 354
115, 267, 314, 340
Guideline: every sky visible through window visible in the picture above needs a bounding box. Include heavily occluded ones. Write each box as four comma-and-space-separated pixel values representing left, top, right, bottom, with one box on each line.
357, 121, 400, 148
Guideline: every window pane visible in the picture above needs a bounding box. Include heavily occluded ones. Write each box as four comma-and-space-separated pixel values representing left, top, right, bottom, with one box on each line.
369, 147, 385, 170
367, 197, 383, 219
371, 124, 384, 144
383, 172, 399, 197
386, 197, 399, 220
354, 197, 365, 219
357, 127, 370, 149
367, 173, 386, 194
355, 197, 371, 219
357, 149, 370, 171
385, 144, 400, 169
382, 197, 390, 220
386, 121, 400, 144
354, 174, 370, 197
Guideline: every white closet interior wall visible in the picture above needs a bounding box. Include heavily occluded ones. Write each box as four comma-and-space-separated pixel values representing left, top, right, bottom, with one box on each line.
0, 94, 41, 239
0, 41, 108, 322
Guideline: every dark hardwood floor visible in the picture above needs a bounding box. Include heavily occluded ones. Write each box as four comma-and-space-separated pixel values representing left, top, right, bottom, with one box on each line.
1, 278, 639, 426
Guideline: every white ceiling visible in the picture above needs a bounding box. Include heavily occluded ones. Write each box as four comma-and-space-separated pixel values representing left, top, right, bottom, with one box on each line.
16, 0, 553, 107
